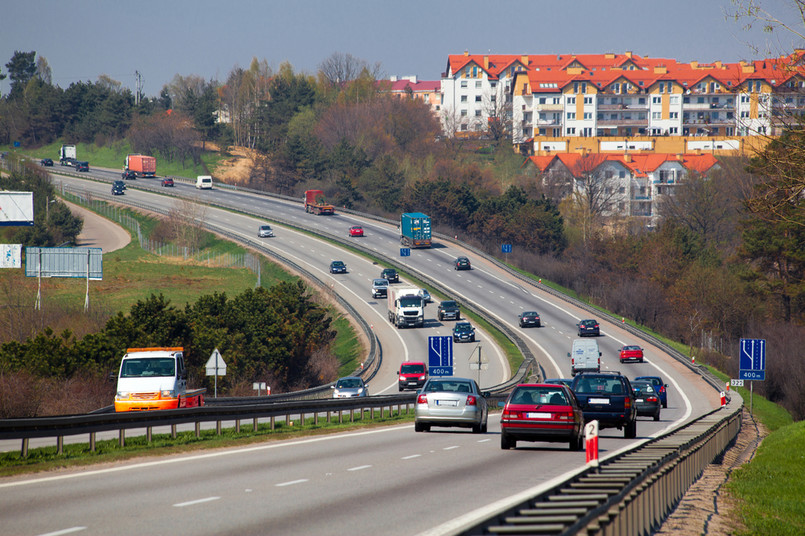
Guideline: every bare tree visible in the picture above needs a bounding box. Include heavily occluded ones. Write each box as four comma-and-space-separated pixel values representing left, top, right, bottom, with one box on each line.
564, 154, 620, 243
318, 52, 382, 87
35, 56, 51, 85
483, 87, 512, 143
166, 197, 207, 251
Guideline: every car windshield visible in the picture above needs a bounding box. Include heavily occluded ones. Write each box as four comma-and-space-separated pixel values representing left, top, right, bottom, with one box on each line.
121, 358, 175, 378
260, 226, 271, 231
581, 320, 596, 326
425, 380, 472, 393
441, 301, 456, 307
383, 270, 395, 276
400, 296, 422, 307
373, 279, 388, 286
332, 262, 344, 267
510, 387, 568, 405
336, 378, 362, 389
455, 323, 472, 332
400, 364, 425, 374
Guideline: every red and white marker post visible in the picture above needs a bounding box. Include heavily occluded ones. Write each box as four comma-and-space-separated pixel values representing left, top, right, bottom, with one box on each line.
720, 391, 726, 407
585, 420, 599, 467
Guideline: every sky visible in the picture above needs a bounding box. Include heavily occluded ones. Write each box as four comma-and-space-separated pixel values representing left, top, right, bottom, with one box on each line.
2, 0, 804, 98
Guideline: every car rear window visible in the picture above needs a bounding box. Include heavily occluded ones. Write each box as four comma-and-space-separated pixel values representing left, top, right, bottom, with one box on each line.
575, 377, 626, 394
511, 387, 567, 405
425, 380, 472, 393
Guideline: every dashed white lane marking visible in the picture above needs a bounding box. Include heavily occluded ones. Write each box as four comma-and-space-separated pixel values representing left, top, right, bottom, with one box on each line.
173, 496, 221, 507
347, 465, 372, 472
401, 454, 421, 460
443, 446, 460, 451
37, 528, 87, 536
276, 479, 309, 487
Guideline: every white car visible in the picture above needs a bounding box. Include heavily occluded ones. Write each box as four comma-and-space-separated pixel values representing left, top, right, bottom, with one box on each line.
258, 225, 274, 238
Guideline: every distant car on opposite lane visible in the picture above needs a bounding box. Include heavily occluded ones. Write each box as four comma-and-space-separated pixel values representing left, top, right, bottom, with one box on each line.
331, 376, 368, 398
40, 158, 53, 167
500, 383, 585, 450
161, 177, 175, 187
518, 311, 541, 328
418, 288, 433, 303
415, 377, 488, 433
619, 345, 644, 363
75, 161, 89, 172
329, 260, 347, 274
635, 375, 669, 408
454, 256, 471, 270
257, 225, 274, 238
577, 319, 600, 337
122, 170, 137, 180
348, 225, 364, 237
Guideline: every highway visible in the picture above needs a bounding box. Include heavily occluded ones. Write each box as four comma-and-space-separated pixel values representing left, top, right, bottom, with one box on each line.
0, 169, 720, 535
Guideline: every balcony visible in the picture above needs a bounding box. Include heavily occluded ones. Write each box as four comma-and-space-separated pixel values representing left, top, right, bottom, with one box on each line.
598, 103, 627, 111
536, 103, 563, 111
597, 118, 648, 127
536, 119, 560, 126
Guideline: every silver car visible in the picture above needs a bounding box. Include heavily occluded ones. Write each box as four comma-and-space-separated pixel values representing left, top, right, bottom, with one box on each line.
372, 278, 389, 299
331, 376, 368, 398
258, 225, 274, 238
414, 377, 489, 433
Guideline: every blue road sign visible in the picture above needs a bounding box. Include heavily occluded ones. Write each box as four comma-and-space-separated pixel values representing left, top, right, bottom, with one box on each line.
501, 244, 512, 253
739, 338, 766, 381
400, 248, 411, 257
428, 336, 453, 376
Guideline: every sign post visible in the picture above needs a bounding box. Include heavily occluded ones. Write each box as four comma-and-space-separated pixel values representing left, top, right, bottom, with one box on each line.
585, 420, 599, 467
739, 338, 766, 414
205, 348, 226, 398
428, 336, 453, 377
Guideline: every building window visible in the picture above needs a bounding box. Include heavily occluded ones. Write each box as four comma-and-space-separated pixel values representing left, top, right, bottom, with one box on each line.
460, 124, 468, 131
652, 96, 661, 104
619, 186, 625, 194
619, 171, 626, 179
670, 112, 678, 119
475, 95, 481, 102
460, 109, 468, 117
584, 96, 593, 104
567, 112, 576, 120
567, 127, 576, 134
568, 96, 576, 104
741, 111, 750, 118
539, 97, 546, 104
461, 80, 468, 88
553, 97, 561, 105
652, 111, 661, 119
491, 81, 497, 88
475, 110, 482, 117
670, 95, 679, 104
475, 81, 482, 88
583, 112, 592, 119
461, 95, 468, 103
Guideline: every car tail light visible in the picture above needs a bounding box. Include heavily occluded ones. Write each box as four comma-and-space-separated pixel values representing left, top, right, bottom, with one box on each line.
556, 411, 574, 421
624, 396, 632, 409
417, 394, 428, 404
647, 396, 658, 403
466, 395, 477, 406
502, 409, 521, 419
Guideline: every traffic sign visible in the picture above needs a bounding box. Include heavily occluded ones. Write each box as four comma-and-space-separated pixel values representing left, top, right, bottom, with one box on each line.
501, 244, 512, 254
428, 336, 453, 376
400, 248, 411, 257
739, 338, 766, 381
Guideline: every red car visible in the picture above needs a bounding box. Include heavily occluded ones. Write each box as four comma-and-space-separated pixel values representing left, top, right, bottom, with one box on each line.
349, 225, 364, 237
161, 177, 174, 187
397, 361, 428, 391
500, 383, 584, 450
619, 345, 645, 363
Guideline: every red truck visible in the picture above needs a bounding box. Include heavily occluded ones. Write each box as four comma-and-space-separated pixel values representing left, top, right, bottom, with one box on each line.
304, 189, 335, 215
125, 154, 157, 178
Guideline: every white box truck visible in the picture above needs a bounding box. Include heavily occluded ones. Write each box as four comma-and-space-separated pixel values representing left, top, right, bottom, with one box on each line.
196, 175, 213, 189
114, 347, 205, 411
568, 339, 601, 376
387, 287, 425, 328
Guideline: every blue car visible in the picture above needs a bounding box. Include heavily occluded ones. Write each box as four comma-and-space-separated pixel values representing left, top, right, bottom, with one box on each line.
329, 260, 347, 274
635, 375, 668, 408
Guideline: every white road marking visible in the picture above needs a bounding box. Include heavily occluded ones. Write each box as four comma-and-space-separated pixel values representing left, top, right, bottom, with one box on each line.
173, 496, 221, 507
443, 446, 460, 451
276, 479, 308, 487
37, 528, 87, 536
401, 454, 421, 460
347, 465, 372, 472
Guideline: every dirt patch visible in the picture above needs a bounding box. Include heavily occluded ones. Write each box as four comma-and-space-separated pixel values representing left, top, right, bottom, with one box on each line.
213, 146, 255, 185
655, 409, 766, 535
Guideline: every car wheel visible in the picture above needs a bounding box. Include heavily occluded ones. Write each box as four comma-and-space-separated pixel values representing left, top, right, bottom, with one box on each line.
625, 420, 637, 439
519, 321, 523, 327
438, 314, 443, 321
654, 410, 661, 422
414, 422, 424, 432
481, 421, 488, 434
455, 314, 460, 320
501, 434, 515, 450
472, 423, 482, 434
471, 335, 475, 342
398, 385, 403, 392
662, 400, 667, 409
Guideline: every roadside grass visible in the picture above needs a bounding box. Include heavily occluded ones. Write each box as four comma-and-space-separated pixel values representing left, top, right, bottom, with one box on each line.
0, 409, 414, 477
4, 140, 224, 179
332, 314, 365, 376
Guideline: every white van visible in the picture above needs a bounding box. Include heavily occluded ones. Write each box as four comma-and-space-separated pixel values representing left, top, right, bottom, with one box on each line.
568, 339, 601, 376
196, 175, 213, 189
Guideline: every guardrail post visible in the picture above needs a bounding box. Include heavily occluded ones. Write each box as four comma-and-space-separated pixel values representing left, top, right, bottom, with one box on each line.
21, 438, 28, 459
89, 432, 96, 452
57, 436, 64, 455
146, 427, 152, 443
338, 410, 343, 424
253, 417, 258, 432
300, 412, 305, 427
314, 412, 319, 425
195, 422, 201, 438
285, 414, 291, 427
119, 429, 125, 447
370, 407, 374, 419
270, 416, 275, 430
350, 409, 354, 423
216, 421, 222, 435
171, 424, 177, 439
326, 411, 331, 424
235, 419, 240, 433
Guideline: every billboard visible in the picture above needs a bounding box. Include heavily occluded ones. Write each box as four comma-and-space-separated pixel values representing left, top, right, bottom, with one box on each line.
0, 244, 22, 268
25, 247, 103, 279
0, 192, 35, 226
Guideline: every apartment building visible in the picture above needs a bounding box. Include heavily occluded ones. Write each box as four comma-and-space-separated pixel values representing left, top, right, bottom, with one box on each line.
523, 152, 720, 226
386, 76, 442, 115
441, 50, 805, 148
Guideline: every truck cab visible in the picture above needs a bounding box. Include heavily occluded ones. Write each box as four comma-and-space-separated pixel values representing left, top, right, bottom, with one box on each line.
114, 347, 203, 411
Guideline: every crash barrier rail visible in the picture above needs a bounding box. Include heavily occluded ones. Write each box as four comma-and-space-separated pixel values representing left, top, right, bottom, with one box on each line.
454, 390, 744, 536
0, 393, 509, 458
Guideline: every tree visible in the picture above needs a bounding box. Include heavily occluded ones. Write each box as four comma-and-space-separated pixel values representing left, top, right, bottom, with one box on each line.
4, 51, 37, 100
561, 154, 620, 245
318, 52, 382, 87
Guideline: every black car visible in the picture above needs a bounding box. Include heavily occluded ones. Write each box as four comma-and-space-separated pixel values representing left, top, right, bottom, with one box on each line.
631, 379, 661, 421
40, 158, 53, 166
111, 180, 126, 195
380, 268, 399, 283
330, 260, 347, 274
518, 311, 541, 327
571, 372, 637, 438
577, 319, 600, 337
75, 161, 89, 172
452, 321, 476, 343
454, 256, 471, 270
122, 170, 137, 180
437, 300, 461, 321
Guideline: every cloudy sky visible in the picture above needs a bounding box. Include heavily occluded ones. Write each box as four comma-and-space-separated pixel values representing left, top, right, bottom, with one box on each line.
2, 0, 803, 97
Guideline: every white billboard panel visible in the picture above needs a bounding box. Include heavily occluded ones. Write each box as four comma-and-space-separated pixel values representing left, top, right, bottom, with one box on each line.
0, 244, 22, 268
0, 192, 35, 226
25, 247, 103, 279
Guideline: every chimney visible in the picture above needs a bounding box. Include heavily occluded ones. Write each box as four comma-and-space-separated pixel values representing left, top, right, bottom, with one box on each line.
690, 61, 699, 69
676, 153, 684, 161
522, 55, 529, 65
625, 51, 633, 58
484, 56, 489, 69
464, 50, 469, 57
624, 153, 632, 162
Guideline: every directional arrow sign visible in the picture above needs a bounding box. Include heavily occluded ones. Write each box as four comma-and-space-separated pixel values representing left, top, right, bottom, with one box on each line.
739, 338, 765, 381
428, 336, 453, 376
